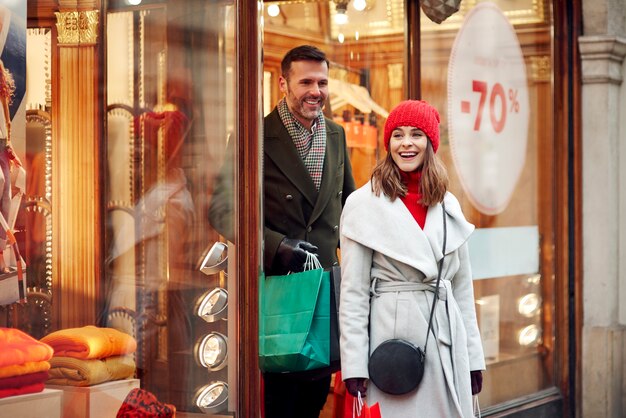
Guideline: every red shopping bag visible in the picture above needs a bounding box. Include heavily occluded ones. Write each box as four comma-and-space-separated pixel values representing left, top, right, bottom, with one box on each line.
351, 392, 382, 418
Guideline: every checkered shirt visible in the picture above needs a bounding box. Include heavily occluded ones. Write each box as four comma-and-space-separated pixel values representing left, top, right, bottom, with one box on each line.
278, 98, 326, 190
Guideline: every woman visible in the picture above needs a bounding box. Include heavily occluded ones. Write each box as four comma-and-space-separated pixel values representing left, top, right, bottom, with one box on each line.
339, 100, 485, 417
0, 59, 20, 273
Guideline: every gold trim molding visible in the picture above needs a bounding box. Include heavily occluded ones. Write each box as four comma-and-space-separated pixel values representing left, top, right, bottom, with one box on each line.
387, 63, 403, 89
55, 10, 99, 45
529, 55, 551, 83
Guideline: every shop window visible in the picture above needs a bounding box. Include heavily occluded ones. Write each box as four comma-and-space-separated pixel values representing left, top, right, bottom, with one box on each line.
104, 1, 238, 415
265, 0, 555, 413
420, 0, 554, 409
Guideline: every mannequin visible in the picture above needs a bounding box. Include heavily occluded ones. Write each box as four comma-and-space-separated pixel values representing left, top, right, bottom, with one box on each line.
0, 59, 20, 273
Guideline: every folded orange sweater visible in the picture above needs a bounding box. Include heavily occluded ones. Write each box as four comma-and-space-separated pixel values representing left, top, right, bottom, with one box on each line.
0, 328, 54, 368
41, 326, 136, 360
47, 355, 135, 386
0, 361, 51, 379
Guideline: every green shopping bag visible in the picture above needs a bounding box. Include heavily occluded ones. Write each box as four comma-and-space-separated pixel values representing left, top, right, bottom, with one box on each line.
259, 255, 331, 373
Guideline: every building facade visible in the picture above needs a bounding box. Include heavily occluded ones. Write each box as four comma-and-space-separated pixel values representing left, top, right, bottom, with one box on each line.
0, 0, 623, 417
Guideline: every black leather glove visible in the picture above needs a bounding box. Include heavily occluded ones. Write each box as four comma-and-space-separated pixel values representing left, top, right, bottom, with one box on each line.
471, 370, 483, 395
345, 378, 367, 397
275, 238, 318, 272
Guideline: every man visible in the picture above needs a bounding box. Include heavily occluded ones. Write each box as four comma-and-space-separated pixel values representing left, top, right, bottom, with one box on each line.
209, 44, 355, 417
262, 45, 355, 417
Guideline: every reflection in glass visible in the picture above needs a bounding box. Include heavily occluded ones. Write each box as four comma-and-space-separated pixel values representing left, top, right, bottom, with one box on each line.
105, 0, 237, 413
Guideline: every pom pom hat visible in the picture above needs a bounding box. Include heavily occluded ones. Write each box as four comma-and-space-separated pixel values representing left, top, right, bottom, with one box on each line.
383, 100, 441, 153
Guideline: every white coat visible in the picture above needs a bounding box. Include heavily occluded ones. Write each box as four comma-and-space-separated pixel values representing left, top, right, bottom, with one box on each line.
339, 182, 486, 418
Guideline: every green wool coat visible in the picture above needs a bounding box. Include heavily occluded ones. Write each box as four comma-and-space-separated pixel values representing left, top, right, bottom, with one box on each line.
263, 107, 355, 274
208, 107, 356, 274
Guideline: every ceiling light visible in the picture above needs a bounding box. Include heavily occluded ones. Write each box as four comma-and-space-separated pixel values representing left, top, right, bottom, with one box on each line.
353, 0, 367, 11
334, 0, 349, 25
199, 242, 228, 275
334, 12, 348, 25
338, 33, 345, 43
267, 4, 280, 17
196, 288, 228, 322
195, 333, 228, 371
126, 0, 142, 4
195, 382, 228, 414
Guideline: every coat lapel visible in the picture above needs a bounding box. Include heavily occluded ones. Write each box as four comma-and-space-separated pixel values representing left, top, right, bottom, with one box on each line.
264, 108, 317, 207
423, 192, 475, 260
341, 185, 475, 278
340, 184, 439, 279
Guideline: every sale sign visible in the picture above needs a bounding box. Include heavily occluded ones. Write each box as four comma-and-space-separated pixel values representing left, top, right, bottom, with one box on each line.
448, 2, 529, 215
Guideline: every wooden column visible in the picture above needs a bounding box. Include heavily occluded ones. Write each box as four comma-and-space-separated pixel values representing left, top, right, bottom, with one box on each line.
52, 5, 101, 328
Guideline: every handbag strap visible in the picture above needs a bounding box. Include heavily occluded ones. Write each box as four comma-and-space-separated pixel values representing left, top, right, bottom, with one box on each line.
423, 201, 447, 356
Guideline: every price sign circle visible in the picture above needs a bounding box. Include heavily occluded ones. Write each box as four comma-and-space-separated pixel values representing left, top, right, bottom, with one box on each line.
448, 2, 529, 215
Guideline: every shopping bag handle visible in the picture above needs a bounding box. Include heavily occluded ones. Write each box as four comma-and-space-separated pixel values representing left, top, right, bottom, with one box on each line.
353, 391, 364, 418
303, 251, 322, 271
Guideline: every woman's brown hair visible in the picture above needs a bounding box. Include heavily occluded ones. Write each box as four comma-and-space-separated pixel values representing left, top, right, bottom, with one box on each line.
371, 140, 448, 206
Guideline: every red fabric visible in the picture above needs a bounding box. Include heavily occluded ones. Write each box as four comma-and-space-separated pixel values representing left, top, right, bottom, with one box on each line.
0, 382, 44, 399
384, 100, 440, 152
116, 388, 176, 418
0, 371, 48, 390
399, 170, 427, 229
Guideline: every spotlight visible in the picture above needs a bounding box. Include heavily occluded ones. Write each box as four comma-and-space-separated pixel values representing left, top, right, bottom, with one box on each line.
199, 242, 228, 275
196, 288, 228, 322
338, 33, 345, 43
518, 293, 540, 317
195, 332, 228, 371
518, 324, 540, 346
195, 382, 228, 414
267, 4, 280, 17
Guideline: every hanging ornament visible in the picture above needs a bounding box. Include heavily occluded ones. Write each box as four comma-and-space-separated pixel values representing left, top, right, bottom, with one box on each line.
420, 0, 462, 24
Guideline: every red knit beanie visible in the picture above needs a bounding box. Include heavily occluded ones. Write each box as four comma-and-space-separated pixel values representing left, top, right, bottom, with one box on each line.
384, 100, 441, 152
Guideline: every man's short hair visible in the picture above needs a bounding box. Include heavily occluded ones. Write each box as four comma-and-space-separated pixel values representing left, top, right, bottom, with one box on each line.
281, 45, 329, 79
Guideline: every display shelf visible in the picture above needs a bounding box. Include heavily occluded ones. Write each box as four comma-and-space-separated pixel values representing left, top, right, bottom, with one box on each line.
0, 388, 62, 418
46, 378, 140, 418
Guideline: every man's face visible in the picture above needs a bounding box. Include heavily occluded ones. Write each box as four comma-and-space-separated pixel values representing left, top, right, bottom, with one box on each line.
279, 60, 329, 129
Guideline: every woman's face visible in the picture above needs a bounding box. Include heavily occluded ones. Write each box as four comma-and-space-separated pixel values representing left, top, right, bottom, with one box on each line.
389, 126, 428, 172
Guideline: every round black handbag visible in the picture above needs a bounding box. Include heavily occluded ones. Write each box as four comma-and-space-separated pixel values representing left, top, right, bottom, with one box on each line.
368, 339, 425, 395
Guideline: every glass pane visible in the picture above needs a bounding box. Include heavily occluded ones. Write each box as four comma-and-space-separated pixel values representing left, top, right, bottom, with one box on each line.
105, 1, 237, 415
421, 0, 554, 407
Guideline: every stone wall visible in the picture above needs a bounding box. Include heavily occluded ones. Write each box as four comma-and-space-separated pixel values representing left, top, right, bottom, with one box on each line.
580, 0, 626, 416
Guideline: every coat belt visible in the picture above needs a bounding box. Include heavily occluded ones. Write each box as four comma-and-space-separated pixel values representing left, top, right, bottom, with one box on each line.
370, 277, 447, 301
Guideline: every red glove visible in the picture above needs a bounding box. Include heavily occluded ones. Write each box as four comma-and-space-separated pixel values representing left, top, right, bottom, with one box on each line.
471, 370, 483, 395
345, 377, 368, 397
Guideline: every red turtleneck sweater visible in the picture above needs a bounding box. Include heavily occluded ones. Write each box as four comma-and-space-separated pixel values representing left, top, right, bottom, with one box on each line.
400, 170, 428, 229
